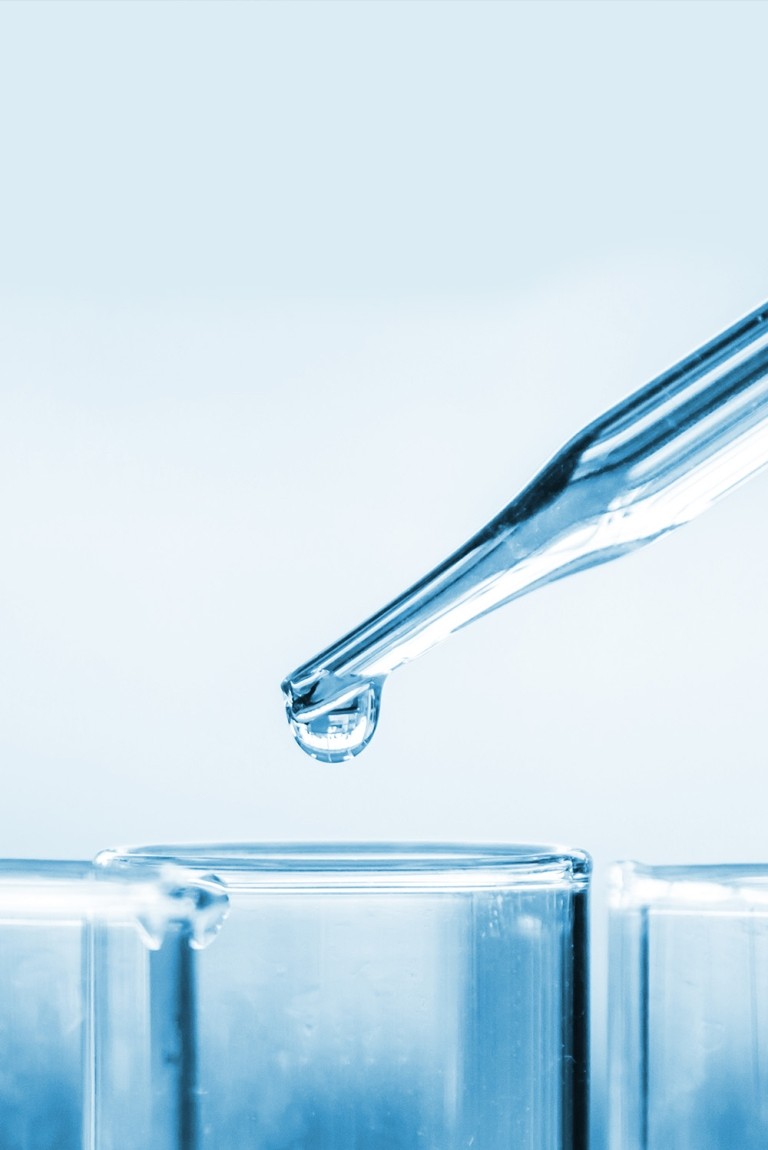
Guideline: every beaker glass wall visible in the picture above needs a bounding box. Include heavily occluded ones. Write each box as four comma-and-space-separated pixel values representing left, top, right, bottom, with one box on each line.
609, 861, 768, 1150
0, 860, 227, 1150
101, 843, 590, 1150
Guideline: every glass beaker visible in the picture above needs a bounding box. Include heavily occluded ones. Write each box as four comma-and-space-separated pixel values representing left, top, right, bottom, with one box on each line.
0, 860, 227, 1150
609, 860, 768, 1150
100, 843, 590, 1150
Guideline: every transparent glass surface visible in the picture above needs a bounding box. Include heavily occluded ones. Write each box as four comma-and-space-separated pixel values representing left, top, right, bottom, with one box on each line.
282, 303, 768, 761
609, 861, 768, 1150
0, 860, 228, 1150
100, 843, 590, 1150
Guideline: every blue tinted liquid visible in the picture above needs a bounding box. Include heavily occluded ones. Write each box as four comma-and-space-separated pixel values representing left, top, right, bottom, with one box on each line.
192, 885, 588, 1148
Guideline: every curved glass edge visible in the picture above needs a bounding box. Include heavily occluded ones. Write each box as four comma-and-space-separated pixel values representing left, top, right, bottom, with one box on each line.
0, 859, 229, 950
610, 859, 768, 913
96, 842, 591, 892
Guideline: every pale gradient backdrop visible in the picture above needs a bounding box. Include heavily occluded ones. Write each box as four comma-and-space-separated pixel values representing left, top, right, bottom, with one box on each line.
2, 2, 768, 1142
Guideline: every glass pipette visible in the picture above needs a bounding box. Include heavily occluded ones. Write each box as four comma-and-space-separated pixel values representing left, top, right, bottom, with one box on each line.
282, 301, 768, 762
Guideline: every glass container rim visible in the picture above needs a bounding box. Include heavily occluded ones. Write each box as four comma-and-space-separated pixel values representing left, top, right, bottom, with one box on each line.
0, 858, 229, 941
97, 842, 591, 891
611, 859, 768, 912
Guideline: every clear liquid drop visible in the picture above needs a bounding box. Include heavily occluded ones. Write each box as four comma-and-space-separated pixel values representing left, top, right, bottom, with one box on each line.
286, 677, 382, 763
185, 874, 231, 950
135, 871, 230, 951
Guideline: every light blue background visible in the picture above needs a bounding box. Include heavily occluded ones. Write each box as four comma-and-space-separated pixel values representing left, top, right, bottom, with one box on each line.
2, 1, 768, 1141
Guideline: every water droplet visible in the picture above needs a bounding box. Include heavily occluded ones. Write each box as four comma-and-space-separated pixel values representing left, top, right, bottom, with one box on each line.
137, 871, 230, 951
187, 874, 230, 950
286, 678, 382, 763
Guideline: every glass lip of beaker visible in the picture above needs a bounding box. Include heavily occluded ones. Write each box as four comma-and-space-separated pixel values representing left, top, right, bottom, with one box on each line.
95, 842, 591, 893
610, 859, 768, 914
0, 858, 229, 947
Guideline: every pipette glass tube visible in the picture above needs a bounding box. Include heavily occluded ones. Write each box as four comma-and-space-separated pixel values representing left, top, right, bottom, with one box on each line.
282, 302, 768, 762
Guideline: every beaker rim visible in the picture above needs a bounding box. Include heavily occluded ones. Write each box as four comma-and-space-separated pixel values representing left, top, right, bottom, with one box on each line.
610, 859, 768, 912
97, 842, 591, 892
